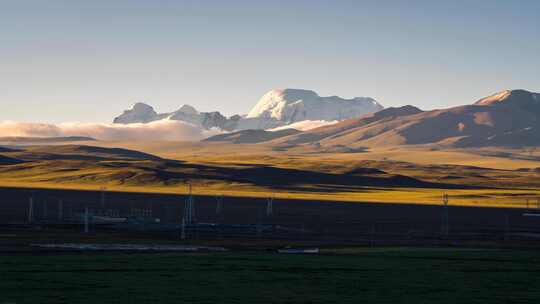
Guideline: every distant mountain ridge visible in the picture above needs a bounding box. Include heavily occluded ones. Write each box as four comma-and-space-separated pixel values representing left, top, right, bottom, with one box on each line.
207, 89, 540, 148
113, 88, 383, 131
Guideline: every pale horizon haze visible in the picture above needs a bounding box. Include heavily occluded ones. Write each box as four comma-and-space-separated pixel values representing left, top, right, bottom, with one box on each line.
1, 0, 539, 123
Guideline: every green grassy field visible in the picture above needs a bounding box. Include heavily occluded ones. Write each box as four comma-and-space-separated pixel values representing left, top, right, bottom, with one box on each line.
2, 248, 540, 303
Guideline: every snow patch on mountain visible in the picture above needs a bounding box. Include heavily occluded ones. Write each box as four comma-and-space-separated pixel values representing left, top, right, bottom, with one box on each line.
475, 90, 512, 106
475, 89, 540, 107
268, 120, 339, 132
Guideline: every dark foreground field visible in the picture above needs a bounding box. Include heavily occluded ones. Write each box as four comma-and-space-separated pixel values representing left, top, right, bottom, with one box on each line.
1, 249, 540, 304
2, 187, 540, 303
2, 187, 540, 249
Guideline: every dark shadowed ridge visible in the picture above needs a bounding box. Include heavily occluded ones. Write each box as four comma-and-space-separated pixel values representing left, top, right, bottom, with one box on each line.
0, 146, 17, 152
10, 145, 163, 161
0, 136, 96, 144
68, 145, 162, 160
0, 155, 24, 165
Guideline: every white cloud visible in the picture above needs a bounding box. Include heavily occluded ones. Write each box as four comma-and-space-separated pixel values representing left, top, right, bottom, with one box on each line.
0, 119, 222, 141
268, 120, 338, 132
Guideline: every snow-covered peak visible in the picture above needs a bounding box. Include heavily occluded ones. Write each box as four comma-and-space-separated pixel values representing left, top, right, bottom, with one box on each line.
246, 88, 383, 123
177, 104, 199, 115
247, 89, 317, 119
113, 102, 159, 124
132, 102, 155, 112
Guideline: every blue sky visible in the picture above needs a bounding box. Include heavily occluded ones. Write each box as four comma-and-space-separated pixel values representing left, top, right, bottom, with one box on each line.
1, 0, 539, 123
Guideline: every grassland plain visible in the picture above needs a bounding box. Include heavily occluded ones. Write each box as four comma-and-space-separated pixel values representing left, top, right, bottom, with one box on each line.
80, 141, 540, 170
1, 248, 540, 303
1, 142, 540, 208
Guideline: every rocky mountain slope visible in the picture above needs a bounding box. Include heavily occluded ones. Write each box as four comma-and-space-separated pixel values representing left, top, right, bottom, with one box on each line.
209, 89, 540, 148
269, 89, 540, 148
204, 128, 301, 144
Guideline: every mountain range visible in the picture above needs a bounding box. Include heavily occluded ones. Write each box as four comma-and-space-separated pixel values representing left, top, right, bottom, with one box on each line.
113, 88, 540, 148
207, 89, 540, 148
113, 88, 383, 131
113, 102, 237, 131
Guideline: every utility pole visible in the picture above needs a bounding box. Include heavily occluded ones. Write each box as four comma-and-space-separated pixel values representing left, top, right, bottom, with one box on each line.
58, 199, 63, 221
184, 181, 195, 224
100, 186, 106, 214
28, 195, 34, 224
370, 223, 376, 247
180, 217, 186, 240
84, 207, 89, 233
215, 195, 223, 216
43, 200, 48, 220
504, 213, 509, 241
441, 193, 449, 236
256, 205, 262, 237
266, 196, 274, 217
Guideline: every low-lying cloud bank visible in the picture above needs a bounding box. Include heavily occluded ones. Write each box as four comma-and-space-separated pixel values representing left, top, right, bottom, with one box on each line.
0, 120, 222, 141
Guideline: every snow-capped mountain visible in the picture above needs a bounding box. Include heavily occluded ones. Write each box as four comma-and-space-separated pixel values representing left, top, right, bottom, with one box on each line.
114, 103, 238, 131
257, 89, 540, 148
247, 89, 383, 122
113, 88, 384, 132
113, 103, 163, 124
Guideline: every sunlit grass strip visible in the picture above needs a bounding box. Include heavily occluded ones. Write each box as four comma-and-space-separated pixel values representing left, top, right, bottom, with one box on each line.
0, 180, 538, 209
